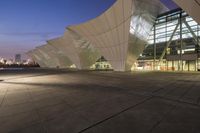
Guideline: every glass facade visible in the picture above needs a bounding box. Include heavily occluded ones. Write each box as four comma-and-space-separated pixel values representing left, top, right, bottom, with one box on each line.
138, 8, 200, 71
148, 9, 200, 45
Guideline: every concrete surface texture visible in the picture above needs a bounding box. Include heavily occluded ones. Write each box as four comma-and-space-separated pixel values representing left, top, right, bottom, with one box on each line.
0, 69, 200, 133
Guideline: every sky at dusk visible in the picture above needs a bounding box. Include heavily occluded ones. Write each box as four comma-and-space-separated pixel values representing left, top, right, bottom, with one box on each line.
0, 0, 178, 59
160, 0, 178, 10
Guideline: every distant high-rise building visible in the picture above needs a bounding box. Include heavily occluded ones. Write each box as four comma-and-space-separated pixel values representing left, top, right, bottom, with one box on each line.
15, 54, 21, 63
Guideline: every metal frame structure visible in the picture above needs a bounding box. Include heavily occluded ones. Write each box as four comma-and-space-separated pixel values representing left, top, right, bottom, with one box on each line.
141, 8, 200, 71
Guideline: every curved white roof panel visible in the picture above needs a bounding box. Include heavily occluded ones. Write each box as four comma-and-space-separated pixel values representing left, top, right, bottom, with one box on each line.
47, 34, 81, 69
50, 30, 100, 69
28, 0, 168, 71
29, 50, 48, 67
68, 0, 168, 71
36, 45, 59, 68
66, 30, 101, 69
173, 0, 200, 24
27, 51, 47, 67
47, 38, 73, 68
45, 42, 73, 68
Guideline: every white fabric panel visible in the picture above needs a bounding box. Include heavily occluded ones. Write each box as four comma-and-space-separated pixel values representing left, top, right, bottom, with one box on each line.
47, 40, 73, 68
68, 0, 168, 71
36, 46, 58, 68
28, 0, 168, 71
27, 51, 47, 67
41, 45, 63, 68
99, 14, 110, 33
84, 21, 94, 36
32, 50, 49, 67
69, 0, 132, 71
124, 0, 133, 19
66, 30, 100, 69
77, 25, 87, 37
34, 49, 53, 68
32, 49, 49, 67
49, 34, 81, 69
114, 0, 124, 25
47, 39, 74, 67
173, 0, 200, 24
126, 0, 168, 70
105, 2, 117, 29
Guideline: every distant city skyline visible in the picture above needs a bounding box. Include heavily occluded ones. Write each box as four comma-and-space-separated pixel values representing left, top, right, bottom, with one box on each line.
0, 0, 178, 59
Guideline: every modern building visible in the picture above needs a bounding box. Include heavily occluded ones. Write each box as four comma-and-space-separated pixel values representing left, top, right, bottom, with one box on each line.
27, 0, 200, 71
15, 54, 21, 63
138, 8, 200, 71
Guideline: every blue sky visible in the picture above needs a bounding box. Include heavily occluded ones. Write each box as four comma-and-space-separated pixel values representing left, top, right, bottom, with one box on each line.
0, 0, 116, 59
160, 0, 178, 10
0, 0, 177, 59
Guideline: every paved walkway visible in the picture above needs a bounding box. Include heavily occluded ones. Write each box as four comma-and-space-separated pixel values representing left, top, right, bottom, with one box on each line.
0, 69, 200, 133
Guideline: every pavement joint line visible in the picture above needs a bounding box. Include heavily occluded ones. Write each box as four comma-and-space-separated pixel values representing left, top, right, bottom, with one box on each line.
26, 87, 48, 133
149, 103, 177, 132
99, 84, 153, 95
9, 121, 44, 133
152, 81, 177, 94
179, 86, 192, 101
78, 96, 153, 133
0, 72, 63, 81
0, 108, 36, 119
97, 83, 199, 108
152, 87, 164, 93
0, 89, 8, 108
152, 95, 200, 108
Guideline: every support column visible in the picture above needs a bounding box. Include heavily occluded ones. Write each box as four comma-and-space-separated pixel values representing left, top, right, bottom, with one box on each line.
153, 24, 156, 70
167, 60, 168, 71
184, 20, 200, 46
159, 22, 180, 61
197, 24, 199, 71
180, 11, 183, 71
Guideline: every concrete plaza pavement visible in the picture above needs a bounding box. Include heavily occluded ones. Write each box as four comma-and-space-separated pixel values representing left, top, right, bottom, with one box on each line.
0, 69, 200, 133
